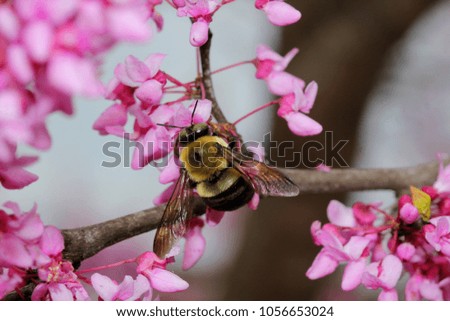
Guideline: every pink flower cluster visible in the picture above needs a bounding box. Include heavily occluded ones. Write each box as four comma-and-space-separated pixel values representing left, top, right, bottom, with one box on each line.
306, 161, 450, 300
0, 0, 158, 189
91, 251, 188, 301
0, 202, 86, 300
94, 53, 213, 169
167, 0, 300, 47
253, 45, 321, 136
0, 201, 189, 300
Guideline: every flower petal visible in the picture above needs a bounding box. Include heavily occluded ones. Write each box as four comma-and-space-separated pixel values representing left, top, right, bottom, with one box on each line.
93, 104, 127, 136
263, 1, 301, 26
379, 255, 403, 289
40, 226, 64, 257
306, 250, 339, 280
159, 157, 181, 184
285, 112, 322, 136
91, 273, 119, 301
147, 268, 189, 292
378, 289, 398, 301
182, 221, 206, 270
49, 283, 74, 301
341, 259, 365, 291
22, 20, 54, 63
327, 200, 356, 227
343, 236, 370, 260
135, 79, 163, 105
0, 167, 38, 190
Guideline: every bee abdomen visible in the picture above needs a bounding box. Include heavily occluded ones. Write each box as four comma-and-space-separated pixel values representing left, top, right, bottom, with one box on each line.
197, 168, 254, 211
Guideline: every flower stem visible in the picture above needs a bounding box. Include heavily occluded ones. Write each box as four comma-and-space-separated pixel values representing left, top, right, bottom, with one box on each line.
77, 274, 92, 285
164, 73, 190, 90
233, 99, 280, 126
76, 258, 136, 275
210, 60, 253, 75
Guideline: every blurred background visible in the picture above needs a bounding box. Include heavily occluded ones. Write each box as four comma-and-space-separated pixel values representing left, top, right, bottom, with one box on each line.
1, 0, 450, 300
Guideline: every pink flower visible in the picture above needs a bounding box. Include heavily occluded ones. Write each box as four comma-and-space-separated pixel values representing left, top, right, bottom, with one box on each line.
308, 179, 450, 301
326, 200, 355, 227
182, 218, 206, 270
395, 243, 415, 261
0, 155, 38, 189
108, 54, 167, 107
255, 0, 301, 26
0, 202, 46, 269
254, 45, 323, 137
434, 159, 450, 196
361, 255, 402, 300
307, 223, 371, 291
190, 18, 209, 47
172, 0, 227, 47
425, 217, 450, 256
399, 203, 420, 224
91, 273, 152, 301
0, 201, 90, 300
0, 268, 24, 299
0, 0, 158, 189
277, 81, 322, 136
405, 273, 448, 301
254, 44, 299, 79
32, 260, 89, 301
352, 202, 377, 226
136, 252, 189, 292
32, 225, 89, 301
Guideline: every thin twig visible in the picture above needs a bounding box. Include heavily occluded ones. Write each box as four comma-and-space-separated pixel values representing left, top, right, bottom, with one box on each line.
200, 31, 228, 123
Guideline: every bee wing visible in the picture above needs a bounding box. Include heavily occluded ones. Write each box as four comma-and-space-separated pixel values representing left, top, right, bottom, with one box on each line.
153, 169, 194, 258
221, 145, 299, 197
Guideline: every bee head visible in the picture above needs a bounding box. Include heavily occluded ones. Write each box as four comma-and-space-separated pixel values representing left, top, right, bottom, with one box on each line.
177, 123, 211, 147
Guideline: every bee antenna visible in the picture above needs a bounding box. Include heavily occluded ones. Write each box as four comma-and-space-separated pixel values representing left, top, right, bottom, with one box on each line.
191, 100, 199, 125
156, 123, 184, 129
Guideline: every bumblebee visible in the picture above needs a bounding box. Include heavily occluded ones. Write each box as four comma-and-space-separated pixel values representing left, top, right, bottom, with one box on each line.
153, 122, 299, 258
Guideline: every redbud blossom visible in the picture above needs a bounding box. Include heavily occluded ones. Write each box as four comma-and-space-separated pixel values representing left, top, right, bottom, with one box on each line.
91, 273, 152, 301
182, 218, 206, 270
136, 252, 189, 292
0, 0, 159, 189
307, 161, 450, 300
255, 0, 301, 26
253, 45, 321, 136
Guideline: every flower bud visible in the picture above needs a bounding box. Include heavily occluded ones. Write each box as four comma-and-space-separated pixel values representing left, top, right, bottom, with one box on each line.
396, 243, 415, 261
190, 19, 209, 47
263, 1, 301, 26
399, 203, 420, 224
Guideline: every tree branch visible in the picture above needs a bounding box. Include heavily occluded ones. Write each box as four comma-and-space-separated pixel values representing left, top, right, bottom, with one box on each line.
281, 159, 446, 194
60, 158, 447, 265
62, 199, 206, 265
200, 31, 228, 123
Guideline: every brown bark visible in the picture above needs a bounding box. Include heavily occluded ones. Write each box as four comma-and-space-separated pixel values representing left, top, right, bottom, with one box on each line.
224, 0, 438, 300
